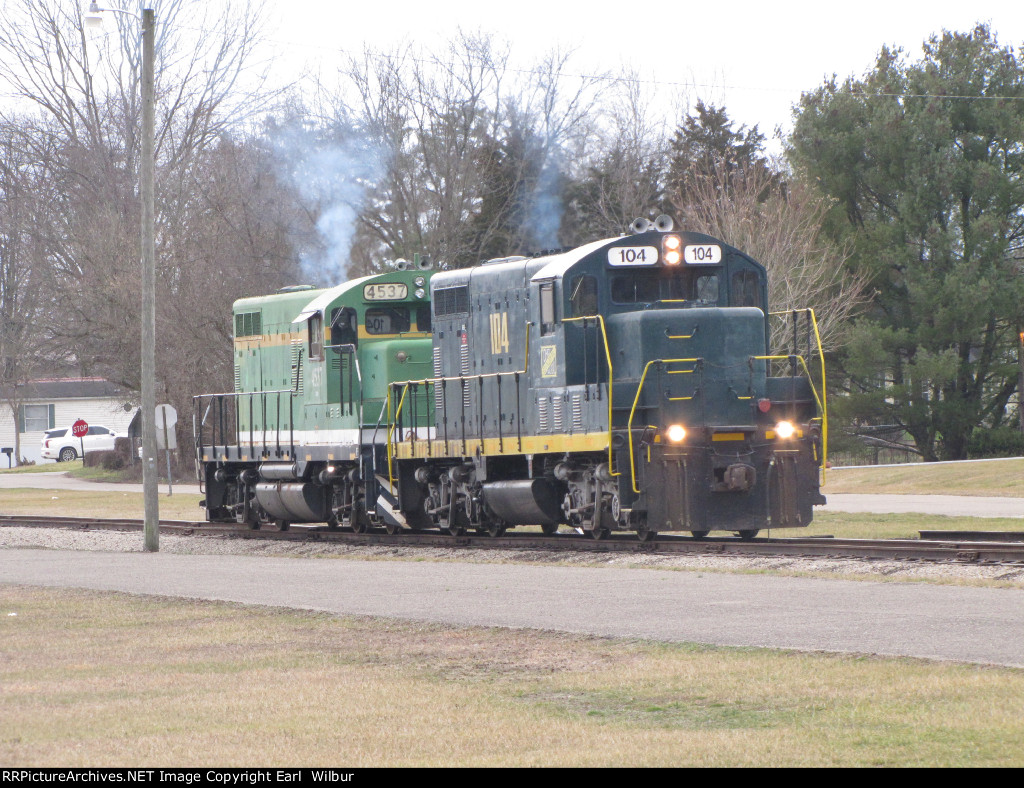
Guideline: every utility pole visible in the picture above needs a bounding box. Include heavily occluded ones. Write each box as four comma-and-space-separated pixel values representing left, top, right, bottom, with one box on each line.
84, 1, 159, 550
141, 6, 159, 551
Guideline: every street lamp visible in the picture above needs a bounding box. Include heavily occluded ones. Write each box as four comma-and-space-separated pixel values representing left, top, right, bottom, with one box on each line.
84, 1, 159, 552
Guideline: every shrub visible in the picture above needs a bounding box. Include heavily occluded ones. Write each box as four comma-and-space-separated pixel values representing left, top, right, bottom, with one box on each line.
84, 450, 126, 470
967, 427, 1024, 459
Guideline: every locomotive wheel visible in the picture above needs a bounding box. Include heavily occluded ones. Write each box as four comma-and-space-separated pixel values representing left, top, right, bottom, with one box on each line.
738, 529, 759, 541
540, 523, 559, 536
691, 530, 710, 539
446, 503, 469, 536
636, 524, 657, 542
350, 500, 369, 534
590, 527, 610, 540
384, 522, 402, 536
276, 519, 290, 532
326, 516, 340, 531
478, 523, 506, 538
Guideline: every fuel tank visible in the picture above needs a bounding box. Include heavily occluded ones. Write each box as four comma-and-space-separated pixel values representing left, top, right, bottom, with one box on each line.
254, 482, 328, 522
481, 479, 562, 525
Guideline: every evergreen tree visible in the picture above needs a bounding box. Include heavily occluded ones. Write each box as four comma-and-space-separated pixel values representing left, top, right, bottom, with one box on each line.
790, 24, 1024, 460
666, 100, 768, 208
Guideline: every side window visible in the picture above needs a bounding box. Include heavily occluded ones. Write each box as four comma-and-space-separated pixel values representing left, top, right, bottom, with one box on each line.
539, 281, 557, 336
308, 313, 323, 360
731, 270, 762, 309
330, 307, 358, 347
87, 427, 110, 436
569, 275, 598, 317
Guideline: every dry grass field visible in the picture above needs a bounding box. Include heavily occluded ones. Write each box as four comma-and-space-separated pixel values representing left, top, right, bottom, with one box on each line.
3, 586, 1024, 767
823, 458, 1024, 497
0, 488, 204, 521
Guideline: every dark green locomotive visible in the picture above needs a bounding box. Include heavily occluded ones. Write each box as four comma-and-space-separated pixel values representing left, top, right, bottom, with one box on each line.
383, 221, 827, 539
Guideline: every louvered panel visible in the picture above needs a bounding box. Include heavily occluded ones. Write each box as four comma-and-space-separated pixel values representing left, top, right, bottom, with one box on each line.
291, 340, 304, 396
433, 347, 444, 413
460, 341, 471, 409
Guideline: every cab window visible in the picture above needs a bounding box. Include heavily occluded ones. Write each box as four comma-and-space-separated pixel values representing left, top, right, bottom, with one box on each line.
308, 313, 323, 360
731, 270, 762, 309
569, 275, 598, 317
695, 275, 718, 303
330, 307, 358, 347
366, 306, 411, 334
416, 305, 432, 333
539, 282, 557, 336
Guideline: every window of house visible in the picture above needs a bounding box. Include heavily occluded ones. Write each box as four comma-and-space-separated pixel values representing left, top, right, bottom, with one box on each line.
20, 404, 55, 433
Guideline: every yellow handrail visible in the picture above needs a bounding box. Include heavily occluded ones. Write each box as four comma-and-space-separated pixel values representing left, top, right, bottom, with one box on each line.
767, 308, 829, 476
562, 315, 617, 475
627, 358, 702, 493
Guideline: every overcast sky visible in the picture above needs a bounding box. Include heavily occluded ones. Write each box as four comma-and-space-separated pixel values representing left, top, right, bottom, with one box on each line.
263, 0, 1024, 149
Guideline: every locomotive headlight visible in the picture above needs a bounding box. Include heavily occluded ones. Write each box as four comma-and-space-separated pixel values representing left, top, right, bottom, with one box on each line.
414, 276, 425, 287
415, 288, 426, 299
666, 424, 686, 443
662, 234, 682, 265
774, 420, 796, 439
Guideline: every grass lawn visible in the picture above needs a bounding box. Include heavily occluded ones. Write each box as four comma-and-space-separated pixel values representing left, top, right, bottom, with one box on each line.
0, 488, 204, 521
2, 585, 1023, 767
823, 458, 1024, 497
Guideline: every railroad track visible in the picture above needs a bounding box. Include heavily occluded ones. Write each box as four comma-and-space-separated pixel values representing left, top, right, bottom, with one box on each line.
4, 514, 1024, 564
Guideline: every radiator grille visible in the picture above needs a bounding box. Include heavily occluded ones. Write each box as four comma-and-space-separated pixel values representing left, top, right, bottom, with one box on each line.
571, 393, 583, 431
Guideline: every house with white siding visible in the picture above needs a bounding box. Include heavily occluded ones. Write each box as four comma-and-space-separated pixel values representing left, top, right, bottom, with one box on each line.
0, 378, 137, 465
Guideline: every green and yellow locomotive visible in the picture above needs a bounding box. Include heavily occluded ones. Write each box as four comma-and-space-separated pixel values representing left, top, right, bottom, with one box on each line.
197, 263, 435, 530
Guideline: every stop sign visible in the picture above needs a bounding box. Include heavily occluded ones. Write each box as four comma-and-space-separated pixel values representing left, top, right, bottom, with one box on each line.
71, 419, 89, 438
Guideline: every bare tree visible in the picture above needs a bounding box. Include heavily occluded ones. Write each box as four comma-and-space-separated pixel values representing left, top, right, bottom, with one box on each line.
0, 120, 61, 462
0, 0, 285, 449
329, 33, 604, 272
562, 72, 668, 244
672, 159, 867, 352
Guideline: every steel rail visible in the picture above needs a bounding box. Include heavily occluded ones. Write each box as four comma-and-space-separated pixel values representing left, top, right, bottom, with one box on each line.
4, 515, 1024, 564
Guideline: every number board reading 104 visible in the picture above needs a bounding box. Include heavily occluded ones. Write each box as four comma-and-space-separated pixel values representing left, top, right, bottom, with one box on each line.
684, 244, 722, 264
363, 283, 408, 301
607, 246, 658, 266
